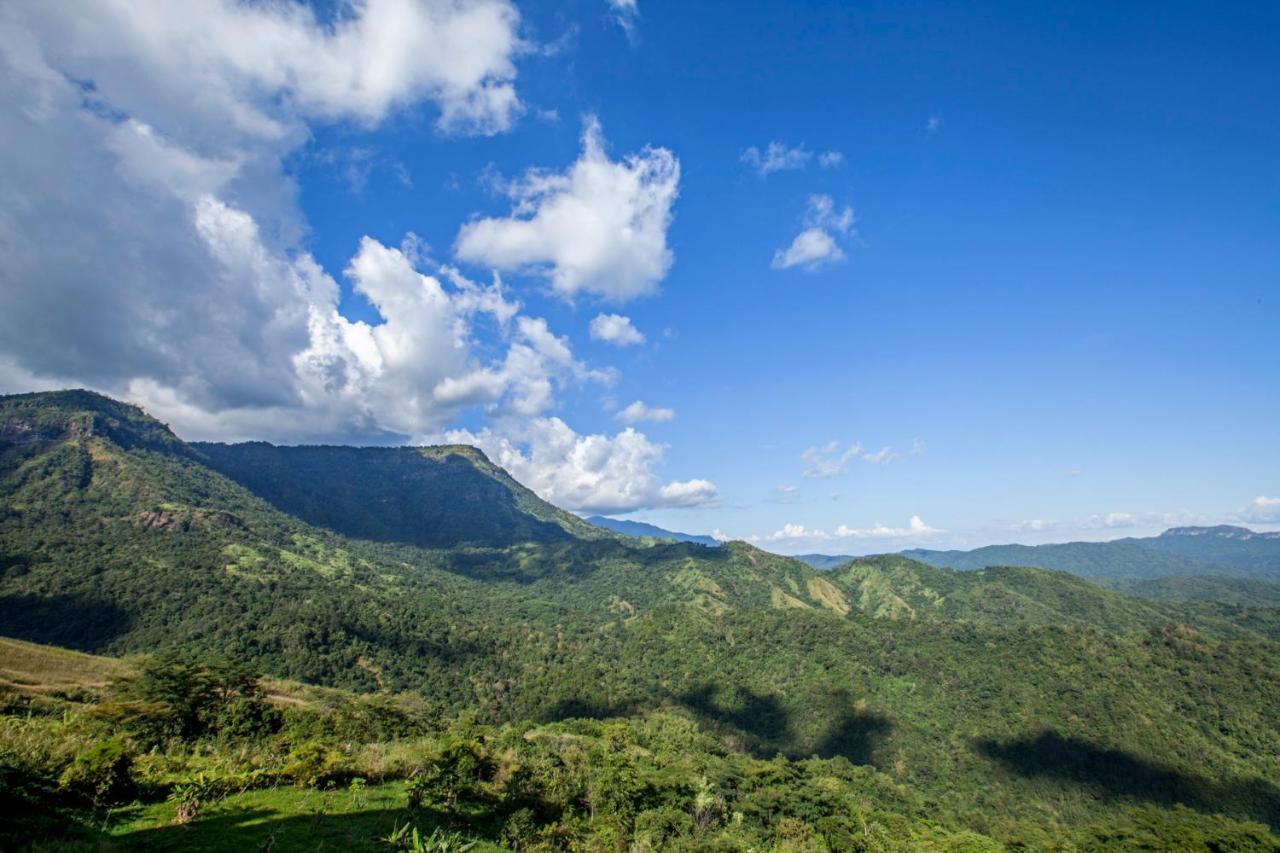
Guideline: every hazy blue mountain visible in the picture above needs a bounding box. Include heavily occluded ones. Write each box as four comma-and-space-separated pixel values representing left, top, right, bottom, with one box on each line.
792, 553, 858, 571
903, 526, 1280, 582
1120, 525, 1280, 575
584, 515, 720, 547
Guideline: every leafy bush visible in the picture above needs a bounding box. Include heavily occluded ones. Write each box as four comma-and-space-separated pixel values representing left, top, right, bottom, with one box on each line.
282, 739, 351, 788
57, 737, 136, 805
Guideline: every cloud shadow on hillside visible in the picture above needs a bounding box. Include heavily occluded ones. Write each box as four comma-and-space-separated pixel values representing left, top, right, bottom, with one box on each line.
677, 683, 891, 765
0, 593, 132, 651
976, 731, 1280, 828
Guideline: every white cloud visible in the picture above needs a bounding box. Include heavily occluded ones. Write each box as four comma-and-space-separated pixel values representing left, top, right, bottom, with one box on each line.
834, 516, 943, 539
455, 117, 679, 302
818, 150, 844, 168
442, 418, 717, 513
590, 313, 646, 346
659, 479, 718, 507
772, 195, 855, 271
801, 441, 862, 478
616, 400, 675, 423
0, 0, 719, 510
606, 0, 640, 35
9, 0, 524, 136
1241, 496, 1280, 524
802, 438, 916, 476
740, 141, 812, 177
926, 115, 942, 134
862, 446, 898, 465
756, 515, 943, 545
0, 0, 540, 442
1082, 510, 1206, 531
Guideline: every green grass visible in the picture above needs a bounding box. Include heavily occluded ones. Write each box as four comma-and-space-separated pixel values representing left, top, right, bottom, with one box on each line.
104, 783, 490, 852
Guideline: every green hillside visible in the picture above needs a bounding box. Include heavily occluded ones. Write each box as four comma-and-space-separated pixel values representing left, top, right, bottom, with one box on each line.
195, 441, 609, 549
3, 390, 1280, 849
827, 555, 1280, 640
905, 540, 1227, 579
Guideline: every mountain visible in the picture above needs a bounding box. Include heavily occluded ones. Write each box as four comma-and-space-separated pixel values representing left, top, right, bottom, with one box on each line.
793, 553, 857, 570
3, 390, 1279, 843
196, 441, 609, 549
584, 515, 720, 547
826, 554, 1279, 639
904, 526, 1280, 582
1126, 525, 1280, 575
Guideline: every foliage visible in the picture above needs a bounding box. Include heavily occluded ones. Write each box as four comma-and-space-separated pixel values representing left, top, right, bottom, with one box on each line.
2, 390, 1279, 850
56, 737, 136, 806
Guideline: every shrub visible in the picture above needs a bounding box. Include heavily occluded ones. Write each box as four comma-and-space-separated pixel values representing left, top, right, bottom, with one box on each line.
282, 739, 351, 788
57, 738, 136, 806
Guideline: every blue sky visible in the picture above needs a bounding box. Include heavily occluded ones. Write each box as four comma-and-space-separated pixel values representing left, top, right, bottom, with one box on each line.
1, 0, 1276, 552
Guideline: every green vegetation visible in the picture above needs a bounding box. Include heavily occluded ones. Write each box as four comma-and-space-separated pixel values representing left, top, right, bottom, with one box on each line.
905, 526, 1280, 582
3, 647, 1277, 851
2, 390, 1279, 850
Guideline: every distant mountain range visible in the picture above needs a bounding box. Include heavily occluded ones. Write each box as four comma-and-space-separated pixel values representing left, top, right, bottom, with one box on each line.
588, 516, 1280, 582
904, 525, 1280, 581
584, 515, 720, 547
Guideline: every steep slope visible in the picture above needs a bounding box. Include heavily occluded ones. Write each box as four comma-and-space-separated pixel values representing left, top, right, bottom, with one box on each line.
584, 515, 720, 547
0, 391, 849, 681
195, 441, 609, 549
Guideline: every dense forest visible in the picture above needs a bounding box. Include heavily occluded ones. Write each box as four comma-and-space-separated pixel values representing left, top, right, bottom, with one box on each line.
2, 391, 1278, 850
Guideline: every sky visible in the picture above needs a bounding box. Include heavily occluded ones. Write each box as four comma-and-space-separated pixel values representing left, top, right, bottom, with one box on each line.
0, 0, 1277, 554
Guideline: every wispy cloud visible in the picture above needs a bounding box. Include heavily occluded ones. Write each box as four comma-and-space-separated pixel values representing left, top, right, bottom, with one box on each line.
772, 195, 855, 271
802, 437, 920, 477
740, 141, 812, 177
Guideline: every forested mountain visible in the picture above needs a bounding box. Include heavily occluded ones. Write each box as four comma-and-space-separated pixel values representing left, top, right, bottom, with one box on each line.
3, 390, 1279, 849
904, 527, 1280, 582
195, 441, 610, 550
583, 515, 720, 547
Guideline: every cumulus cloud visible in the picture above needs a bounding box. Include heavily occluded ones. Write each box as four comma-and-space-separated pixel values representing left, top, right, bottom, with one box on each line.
1241, 496, 1280, 524
443, 418, 717, 513
817, 150, 844, 168
455, 116, 679, 302
0, 0, 720, 511
833, 516, 943, 539
590, 313, 646, 346
8, 0, 524, 136
616, 400, 675, 423
772, 195, 855, 271
740, 141, 812, 177
757, 515, 943, 544
0, 0, 532, 436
